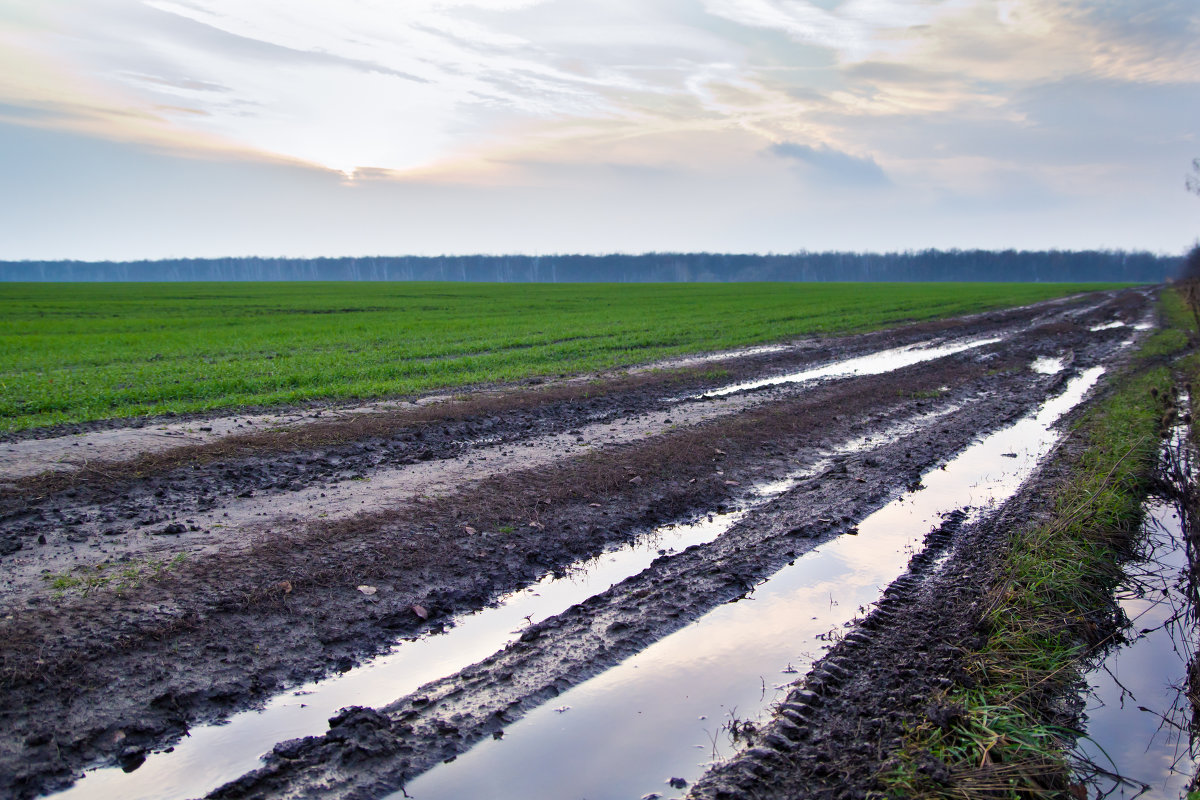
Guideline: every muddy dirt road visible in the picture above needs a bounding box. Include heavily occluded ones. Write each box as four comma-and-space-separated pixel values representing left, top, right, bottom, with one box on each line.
0, 288, 1155, 799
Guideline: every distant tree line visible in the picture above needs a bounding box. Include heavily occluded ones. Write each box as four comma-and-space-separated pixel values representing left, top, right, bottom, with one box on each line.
0, 249, 1179, 283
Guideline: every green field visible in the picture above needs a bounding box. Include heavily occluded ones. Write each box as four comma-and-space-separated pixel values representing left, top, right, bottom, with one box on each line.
0, 282, 1120, 432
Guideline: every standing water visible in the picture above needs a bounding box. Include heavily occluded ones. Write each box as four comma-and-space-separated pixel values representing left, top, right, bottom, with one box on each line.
700, 336, 1002, 397
1075, 417, 1199, 797
401, 368, 1105, 800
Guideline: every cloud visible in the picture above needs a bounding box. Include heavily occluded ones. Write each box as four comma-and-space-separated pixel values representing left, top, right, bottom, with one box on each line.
1017, 77, 1200, 144
0, 0, 1196, 251
701, 0, 956, 62
1, 0, 677, 174
769, 141, 890, 187
842, 61, 958, 87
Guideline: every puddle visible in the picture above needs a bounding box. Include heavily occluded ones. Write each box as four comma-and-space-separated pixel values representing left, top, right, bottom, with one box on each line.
1076, 501, 1197, 798
400, 368, 1106, 800
46, 513, 746, 800
1090, 321, 1128, 332
660, 343, 792, 369
1032, 356, 1066, 374
47, 405, 966, 800
700, 336, 1002, 398
1075, 417, 1198, 798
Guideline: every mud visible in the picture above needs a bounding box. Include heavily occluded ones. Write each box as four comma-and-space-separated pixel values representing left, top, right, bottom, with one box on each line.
0, 288, 1155, 799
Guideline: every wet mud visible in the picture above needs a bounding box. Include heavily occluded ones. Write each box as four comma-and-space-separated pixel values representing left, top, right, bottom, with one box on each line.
0, 288, 1156, 799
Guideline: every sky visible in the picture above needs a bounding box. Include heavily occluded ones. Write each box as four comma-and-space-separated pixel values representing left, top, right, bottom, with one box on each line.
0, 0, 1197, 260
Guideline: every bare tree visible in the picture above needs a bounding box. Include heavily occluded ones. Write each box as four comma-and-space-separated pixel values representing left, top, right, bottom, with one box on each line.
1182, 159, 1200, 327
1179, 243, 1200, 330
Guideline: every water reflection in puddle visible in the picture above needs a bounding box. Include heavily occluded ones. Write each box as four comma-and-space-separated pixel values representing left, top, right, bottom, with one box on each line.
701, 337, 1002, 398
401, 368, 1105, 800
49, 406, 963, 800
1076, 499, 1198, 798
674, 343, 791, 365
1032, 356, 1066, 374
1090, 321, 1128, 332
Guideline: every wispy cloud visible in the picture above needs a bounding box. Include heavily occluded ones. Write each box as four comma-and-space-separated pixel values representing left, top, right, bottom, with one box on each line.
0, 0, 1195, 255
701, 0, 955, 61
770, 140, 890, 187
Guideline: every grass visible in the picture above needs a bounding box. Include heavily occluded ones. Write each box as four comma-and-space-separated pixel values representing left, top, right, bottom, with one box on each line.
1160, 286, 1198, 334
0, 281, 1119, 432
41, 553, 188, 598
883, 294, 1184, 798
1137, 327, 1190, 360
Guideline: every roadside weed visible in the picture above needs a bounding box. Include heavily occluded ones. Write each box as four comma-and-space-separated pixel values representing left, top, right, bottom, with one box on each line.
884, 317, 1176, 797
41, 553, 188, 598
